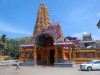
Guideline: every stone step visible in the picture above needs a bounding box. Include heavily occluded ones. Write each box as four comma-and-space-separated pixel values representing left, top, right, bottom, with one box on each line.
20, 62, 36, 66
54, 62, 76, 67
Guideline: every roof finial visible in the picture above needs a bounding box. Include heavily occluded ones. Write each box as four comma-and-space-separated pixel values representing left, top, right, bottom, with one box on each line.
40, 2, 45, 6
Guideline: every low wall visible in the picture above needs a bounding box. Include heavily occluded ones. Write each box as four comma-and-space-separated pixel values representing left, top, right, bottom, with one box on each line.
64, 50, 100, 63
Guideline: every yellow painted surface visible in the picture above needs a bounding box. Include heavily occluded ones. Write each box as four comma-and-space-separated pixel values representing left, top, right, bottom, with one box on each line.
0, 56, 4, 61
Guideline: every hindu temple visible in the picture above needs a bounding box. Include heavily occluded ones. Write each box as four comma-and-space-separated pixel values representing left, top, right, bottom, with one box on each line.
19, 4, 100, 67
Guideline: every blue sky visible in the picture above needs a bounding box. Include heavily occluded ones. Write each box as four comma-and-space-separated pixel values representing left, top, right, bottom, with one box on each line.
0, 0, 100, 40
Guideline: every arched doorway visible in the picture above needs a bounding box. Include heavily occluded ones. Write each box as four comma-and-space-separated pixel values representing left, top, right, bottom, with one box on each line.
35, 33, 55, 65
35, 33, 54, 47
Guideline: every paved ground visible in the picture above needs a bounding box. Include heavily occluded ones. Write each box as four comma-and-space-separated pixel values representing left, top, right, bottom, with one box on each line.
0, 65, 100, 75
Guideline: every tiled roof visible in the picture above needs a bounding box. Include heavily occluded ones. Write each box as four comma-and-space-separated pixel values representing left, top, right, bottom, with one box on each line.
70, 40, 81, 46
64, 39, 81, 46
54, 41, 73, 45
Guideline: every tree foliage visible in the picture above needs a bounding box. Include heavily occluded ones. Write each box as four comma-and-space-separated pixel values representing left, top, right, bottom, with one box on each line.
65, 36, 77, 40
97, 20, 100, 28
0, 34, 30, 59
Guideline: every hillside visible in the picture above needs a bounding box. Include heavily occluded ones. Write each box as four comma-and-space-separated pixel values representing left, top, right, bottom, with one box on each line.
13, 36, 31, 44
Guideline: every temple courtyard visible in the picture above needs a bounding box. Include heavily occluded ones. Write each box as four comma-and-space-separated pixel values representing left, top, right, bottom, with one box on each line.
0, 65, 100, 75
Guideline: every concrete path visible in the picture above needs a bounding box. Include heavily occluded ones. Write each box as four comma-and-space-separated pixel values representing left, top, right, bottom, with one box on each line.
0, 65, 100, 75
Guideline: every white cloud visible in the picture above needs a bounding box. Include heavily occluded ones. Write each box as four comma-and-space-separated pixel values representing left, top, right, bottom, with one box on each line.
92, 30, 100, 40
71, 31, 100, 40
71, 32, 90, 40
0, 21, 31, 35
92, 35, 100, 40
97, 12, 100, 17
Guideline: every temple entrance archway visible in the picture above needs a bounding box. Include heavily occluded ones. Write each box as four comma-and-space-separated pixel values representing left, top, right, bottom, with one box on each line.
35, 33, 54, 48
35, 33, 55, 65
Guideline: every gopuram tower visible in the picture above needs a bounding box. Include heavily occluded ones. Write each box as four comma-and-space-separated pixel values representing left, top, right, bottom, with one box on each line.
32, 3, 64, 47
33, 3, 50, 35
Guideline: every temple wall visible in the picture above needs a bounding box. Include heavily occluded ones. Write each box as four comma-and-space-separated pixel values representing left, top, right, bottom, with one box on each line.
57, 47, 64, 60
19, 47, 55, 65
19, 46, 100, 64
64, 50, 100, 64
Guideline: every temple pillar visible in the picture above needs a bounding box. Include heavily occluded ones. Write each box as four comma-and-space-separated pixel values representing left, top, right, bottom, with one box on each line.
95, 51, 97, 58
23, 49, 26, 62
55, 46, 58, 63
33, 45, 37, 65
61, 47, 64, 59
72, 48, 75, 61
69, 47, 72, 62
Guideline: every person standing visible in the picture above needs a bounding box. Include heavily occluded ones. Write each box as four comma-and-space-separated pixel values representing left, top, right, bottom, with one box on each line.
15, 60, 20, 70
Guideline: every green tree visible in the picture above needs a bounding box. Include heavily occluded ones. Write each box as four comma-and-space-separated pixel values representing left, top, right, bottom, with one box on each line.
97, 20, 100, 28
1, 34, 6, 43
0, 35, 31, 59
0, 34, 7, 56
65, 36, 77, 40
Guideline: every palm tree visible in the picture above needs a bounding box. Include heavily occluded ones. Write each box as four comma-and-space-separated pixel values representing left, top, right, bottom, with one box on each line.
0, 34, 9, 56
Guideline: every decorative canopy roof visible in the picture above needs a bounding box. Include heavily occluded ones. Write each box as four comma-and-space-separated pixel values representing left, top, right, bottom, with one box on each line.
70, 40, 81, 46
20, 41, 76, 48
20, 44, 34, 47
54, 41, 76, 48
79, 41, 95, 43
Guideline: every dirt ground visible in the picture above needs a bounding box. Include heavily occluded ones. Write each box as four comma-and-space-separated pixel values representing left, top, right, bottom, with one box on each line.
0, 65, 100, 75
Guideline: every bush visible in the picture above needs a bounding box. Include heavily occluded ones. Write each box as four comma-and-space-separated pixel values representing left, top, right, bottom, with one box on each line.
4, 56, 12, 60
